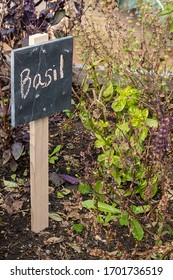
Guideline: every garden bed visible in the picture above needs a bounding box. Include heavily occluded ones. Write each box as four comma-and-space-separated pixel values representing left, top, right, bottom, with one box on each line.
0, 95, 173, 260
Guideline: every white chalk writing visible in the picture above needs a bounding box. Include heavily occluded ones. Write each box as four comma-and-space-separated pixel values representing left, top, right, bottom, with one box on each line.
60, 54, 64, 79
20, 55, 64, 99
20, 68, 32, 99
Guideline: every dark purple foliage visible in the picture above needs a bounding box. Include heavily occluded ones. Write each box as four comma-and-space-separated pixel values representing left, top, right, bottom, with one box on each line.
153, 112, 173, 160
0, 0, 66, 46
59, 174, 79, 185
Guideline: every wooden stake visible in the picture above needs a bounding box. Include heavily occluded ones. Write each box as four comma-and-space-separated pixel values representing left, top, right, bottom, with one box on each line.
29, 34, 49, 233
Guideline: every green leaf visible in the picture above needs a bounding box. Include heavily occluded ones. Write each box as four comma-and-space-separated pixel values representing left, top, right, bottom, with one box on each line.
49, 145, 62, 157
72, 224, 84, 233
115, 122, 130, 137
57, 192, 64, 198
93, 180, 103, 194
80, 109, 93, 130
130, 218, 144, 241
111, 169, 121, 186
86, 59, 104, 70
151, 176, 158, 198
103, 82, 114, 101
78, 184, 91, 195
112, 97, 127, 112
49, 212, 63, 222
49, 156, 58, 164
160, 3, 173, 16
3, 180, 19, 189
130, 205, 150, 215
98, 201, 121, 214
119, 211, 129, 226
124, 190, 133, 197
139, 127, 148, 143
105, 214, 117, 223
97, 150, 114, 164
63, 109, 72, 118
82, 199, 96, 210
94, 134, 107, 148
145, 118, 158, 128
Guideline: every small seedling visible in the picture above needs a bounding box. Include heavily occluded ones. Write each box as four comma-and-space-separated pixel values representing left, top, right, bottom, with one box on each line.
72, 223, 84, 233
78, 184, 91, 195
49, 145, 62, 164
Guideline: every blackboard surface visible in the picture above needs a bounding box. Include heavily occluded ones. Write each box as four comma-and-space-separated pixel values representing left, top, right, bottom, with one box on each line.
11, 36, 73, 126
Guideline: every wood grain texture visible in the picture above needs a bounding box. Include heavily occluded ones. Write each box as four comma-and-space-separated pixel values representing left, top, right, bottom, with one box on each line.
29, 34, 49, 233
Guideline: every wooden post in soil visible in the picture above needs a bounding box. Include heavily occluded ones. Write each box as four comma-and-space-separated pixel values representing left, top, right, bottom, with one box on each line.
29, 33, 49, 233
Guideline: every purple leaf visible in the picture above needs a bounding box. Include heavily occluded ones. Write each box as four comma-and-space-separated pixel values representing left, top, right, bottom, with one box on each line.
50, 116, 63, 122
59, 174, 79, 185
12, 142, 24, 160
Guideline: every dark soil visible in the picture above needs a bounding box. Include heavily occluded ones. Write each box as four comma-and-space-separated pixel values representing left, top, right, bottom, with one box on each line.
0, 101, 173, 260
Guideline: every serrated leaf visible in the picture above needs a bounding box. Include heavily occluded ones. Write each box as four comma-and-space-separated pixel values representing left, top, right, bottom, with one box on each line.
49, 212, 63, 222
98, 201, 121, 214
72, 224, 83, 233
12, 142, 24, 160
130, 218, 144, 241
78, 184, 91, 195
82, 199, 96, 210
3, 180, 19, 189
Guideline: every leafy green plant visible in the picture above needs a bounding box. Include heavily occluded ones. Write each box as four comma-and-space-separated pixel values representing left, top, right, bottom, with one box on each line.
75, 0, 173, 242
119, 205, 151, 241
78, 184, 91, 195
80, 84, 158, 200
72, 223, 84, 233
49, 145, 62, 164
57, 187, 71, 198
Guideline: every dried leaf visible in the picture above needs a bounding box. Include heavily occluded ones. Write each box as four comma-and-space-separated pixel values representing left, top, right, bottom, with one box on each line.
49, 212, 63, 222
12, 200, 24, 212
44, 236, 64, 245
3, 180, 19, 189
66, 242, 81, 253
12, 142, 24, 160
3, 150, 11, 165
10, 159, 18, 172
49, 172, 64, 187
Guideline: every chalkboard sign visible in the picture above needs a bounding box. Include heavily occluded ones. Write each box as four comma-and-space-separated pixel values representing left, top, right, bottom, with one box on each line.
11, 36, 73, 126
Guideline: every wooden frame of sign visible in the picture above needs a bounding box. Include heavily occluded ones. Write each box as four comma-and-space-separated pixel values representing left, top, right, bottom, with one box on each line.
11, 34, 73, 232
